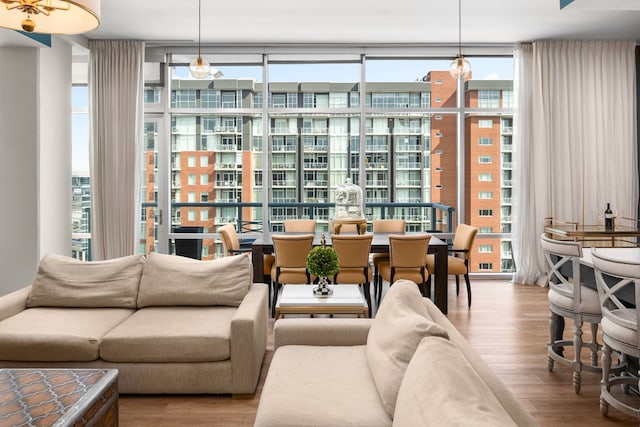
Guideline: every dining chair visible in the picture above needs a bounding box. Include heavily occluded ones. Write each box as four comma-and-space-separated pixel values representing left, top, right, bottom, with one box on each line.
330, 234, 374, 317
377, 234, 431, 306
283, 219, 317, 233
270, 234, 315, 316
219, 223, 275, 301
540, 234, 601, 394
426, 223, 478, 307
592, 248, 640, 417
371, 219, 406, 305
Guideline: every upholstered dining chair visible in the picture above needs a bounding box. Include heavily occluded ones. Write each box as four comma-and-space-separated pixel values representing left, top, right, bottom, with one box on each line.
371, 219, 406, 305
271, 234, 315, 316
426, 223, 478, 307
218, 223, 275, 298
591, 248, 640, 417
540, 234, 601, 394
283, 219, 317, 233
330, 234, 374, 317
377, 234, 431, 305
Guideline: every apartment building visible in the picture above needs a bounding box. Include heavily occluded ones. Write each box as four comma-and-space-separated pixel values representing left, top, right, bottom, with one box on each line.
73, 69, 513, 272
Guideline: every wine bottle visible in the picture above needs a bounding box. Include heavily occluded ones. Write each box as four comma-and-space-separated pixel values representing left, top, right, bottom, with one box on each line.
605, 203, 613, 231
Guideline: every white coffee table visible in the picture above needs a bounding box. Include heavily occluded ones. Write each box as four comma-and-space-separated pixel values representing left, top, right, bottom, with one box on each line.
275, 284, 368, 319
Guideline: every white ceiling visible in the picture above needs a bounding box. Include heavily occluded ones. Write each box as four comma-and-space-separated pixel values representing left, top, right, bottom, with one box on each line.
1, 0, 639, 48
85, 0, 640, 46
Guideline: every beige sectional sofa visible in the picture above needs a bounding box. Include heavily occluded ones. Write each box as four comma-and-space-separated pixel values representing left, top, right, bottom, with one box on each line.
255, 280, 538, 427
0, 252, 268, 396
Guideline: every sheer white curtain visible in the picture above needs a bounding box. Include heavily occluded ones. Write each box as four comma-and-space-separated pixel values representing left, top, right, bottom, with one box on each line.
513, 40, 638, 285
89, 40, 144, 260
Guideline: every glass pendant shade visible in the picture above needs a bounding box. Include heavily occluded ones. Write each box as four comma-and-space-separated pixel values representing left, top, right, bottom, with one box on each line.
189, 55, 211, 79
0, 0, 100, 34
449, 55, 471, 79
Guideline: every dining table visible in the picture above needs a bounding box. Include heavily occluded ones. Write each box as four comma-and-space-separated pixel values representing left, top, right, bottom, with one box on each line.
251, 232, 451, 314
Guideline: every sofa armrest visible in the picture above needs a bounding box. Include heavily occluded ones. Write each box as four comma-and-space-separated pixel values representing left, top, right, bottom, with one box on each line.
230, 283, 269, 395
274, 318, 373, 351
0, 286, 31, 322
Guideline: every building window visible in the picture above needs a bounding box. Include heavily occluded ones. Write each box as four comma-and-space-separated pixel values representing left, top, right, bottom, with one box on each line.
479, 263, 493, 270
478, 173, 493, 182
200, 156, 208, 167
200, 174, 208, 185
435, 132, 443, 137
434, 115, 442, 120
478, 191, 493, 199
502, 90, 513, 108
434, 149, 443, 155
479, 209, 493, 217
188, 210, 196, 221
201, 192, 208, 202
478, 119, 493, 128
200, 210, 209, 221
188, 156, 196, 167
188, 192, 196, 202
479, 227, 493, 233
478, 137, 493, 146
478, 155, 493, 164
479, 244, 493, 253
435, 184, 443, 189
478, 90, 500, 108
435, 167, 443, 172
434, 97, 442, 103
188, 174, 196, 185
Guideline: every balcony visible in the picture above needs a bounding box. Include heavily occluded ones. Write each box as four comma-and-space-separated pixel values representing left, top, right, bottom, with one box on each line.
273, 145, 296, 152
396, 162, 422, 169
366, 180, 389, 187
502, 162, 513, 169
304, 163, 328, 170
216, 163, 238, 169
502, 180, 513, 187
502, 127, 513, 135
271, 128, 297, 135
215, 181, 238, 187
273, 180, 297, 187
300, 127, 329, 135
365, 144, 388, 152
303, 145, 328, 153
502, 144, 513, 152
305, 180, 328, 187
213, 145, 238, 152
396, 180, 422, 187
396, 144, 422, 152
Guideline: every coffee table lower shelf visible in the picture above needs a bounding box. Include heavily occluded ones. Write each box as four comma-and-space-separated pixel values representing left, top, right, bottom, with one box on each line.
275, 284, 368, 319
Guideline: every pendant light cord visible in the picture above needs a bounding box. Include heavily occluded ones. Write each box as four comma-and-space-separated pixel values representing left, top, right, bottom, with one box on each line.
198, 0, 202, 57
458, 0, 462, 57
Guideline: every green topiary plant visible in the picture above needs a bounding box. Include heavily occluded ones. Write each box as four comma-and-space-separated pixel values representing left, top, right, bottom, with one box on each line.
306, 246, 339, 278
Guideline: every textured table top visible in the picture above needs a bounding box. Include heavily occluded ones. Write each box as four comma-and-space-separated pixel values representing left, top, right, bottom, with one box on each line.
0, 368, 118, 427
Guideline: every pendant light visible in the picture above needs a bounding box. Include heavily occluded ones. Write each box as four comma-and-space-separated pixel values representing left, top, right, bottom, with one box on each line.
189, 0, 211, 79
449, 0, 471, 79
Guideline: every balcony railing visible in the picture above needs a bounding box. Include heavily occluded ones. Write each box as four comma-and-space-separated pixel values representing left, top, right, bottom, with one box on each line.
162, 201, 455, 234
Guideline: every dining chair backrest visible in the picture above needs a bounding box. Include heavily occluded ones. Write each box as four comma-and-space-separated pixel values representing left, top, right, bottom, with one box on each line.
591, 248, 640, 343
218, 223, 240, 256
452, 223, 479, 260
331, 234, 373, 268
540, 234, 583, 313
272, 234, 315, 268
372, 219, 406, 233
389, 234, 431, 269
283, 219, 317, 233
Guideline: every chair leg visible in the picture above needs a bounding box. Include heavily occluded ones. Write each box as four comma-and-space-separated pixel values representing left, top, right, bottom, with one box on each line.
600, 342, 611, 416
548, 311, 559, 371
455, 275, 460, 295
271, 282, 280, 318
464, 273, 472, 308
573, 319, 583, 394
590, 322, 599, 367
362, 282, 372, 318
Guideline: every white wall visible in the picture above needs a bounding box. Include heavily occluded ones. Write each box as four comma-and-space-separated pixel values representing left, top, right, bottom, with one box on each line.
0, 39, 72, 296
38, 40, 72, 260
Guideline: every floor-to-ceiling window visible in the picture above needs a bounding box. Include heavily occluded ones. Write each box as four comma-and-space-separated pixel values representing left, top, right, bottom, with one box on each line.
74, 49, 514, 273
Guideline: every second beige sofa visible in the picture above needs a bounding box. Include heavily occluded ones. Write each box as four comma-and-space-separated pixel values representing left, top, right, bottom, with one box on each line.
255, 280, 537, 426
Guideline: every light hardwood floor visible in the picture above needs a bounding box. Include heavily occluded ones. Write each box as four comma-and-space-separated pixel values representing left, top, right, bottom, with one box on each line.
119, 280, 638, 426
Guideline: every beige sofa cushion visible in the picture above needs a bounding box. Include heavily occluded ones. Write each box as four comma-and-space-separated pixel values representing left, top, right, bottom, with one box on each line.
366, 279, 449, 417
0, 307, 134, 361
255, 345, 391, 427
27, 254, 145, 308
137, 252, 252, 307
100, 306, 236, 363
393, 336, 517, 426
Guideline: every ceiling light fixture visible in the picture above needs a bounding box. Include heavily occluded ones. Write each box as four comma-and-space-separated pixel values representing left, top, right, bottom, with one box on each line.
0, 0, 100, 34
189, 0, 211, 79
449, 0, 471, 79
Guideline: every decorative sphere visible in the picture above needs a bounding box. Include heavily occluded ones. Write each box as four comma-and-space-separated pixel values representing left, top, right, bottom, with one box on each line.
21, 18, 35, 33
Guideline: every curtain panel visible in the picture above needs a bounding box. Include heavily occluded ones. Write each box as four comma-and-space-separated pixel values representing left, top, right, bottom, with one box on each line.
89, 40, 144, 260
512, 40, 638, 285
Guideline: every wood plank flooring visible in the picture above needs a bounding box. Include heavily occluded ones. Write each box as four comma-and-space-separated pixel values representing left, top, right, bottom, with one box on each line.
119, 280, 639, 426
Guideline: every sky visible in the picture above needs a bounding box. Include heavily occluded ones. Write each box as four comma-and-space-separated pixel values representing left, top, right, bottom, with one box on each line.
73, 57, 514, 174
